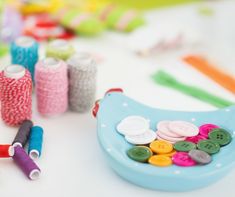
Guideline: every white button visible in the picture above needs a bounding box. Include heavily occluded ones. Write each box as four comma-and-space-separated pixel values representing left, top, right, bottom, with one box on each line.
116, 116, 150, 136
125, 129, 156, 145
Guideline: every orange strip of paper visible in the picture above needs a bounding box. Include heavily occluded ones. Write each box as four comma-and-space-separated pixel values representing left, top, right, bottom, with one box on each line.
183, 55, 235, 94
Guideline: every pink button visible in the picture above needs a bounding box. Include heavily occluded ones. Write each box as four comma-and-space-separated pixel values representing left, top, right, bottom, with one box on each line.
186, 135, 207, 144
157, 131, 186, 143
199, 124, 219, 137
172, 152, 196, 167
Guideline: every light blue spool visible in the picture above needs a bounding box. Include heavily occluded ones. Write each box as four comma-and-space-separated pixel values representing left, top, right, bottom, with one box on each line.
10, 36, 39, 81
96, 91, 235, 192
28, 126, 43, 160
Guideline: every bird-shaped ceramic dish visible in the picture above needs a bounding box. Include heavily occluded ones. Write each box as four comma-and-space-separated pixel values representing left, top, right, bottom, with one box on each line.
93, 89, 235, 192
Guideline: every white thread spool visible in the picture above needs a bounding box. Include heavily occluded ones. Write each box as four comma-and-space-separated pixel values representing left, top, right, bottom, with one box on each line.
67, 53, 97, 112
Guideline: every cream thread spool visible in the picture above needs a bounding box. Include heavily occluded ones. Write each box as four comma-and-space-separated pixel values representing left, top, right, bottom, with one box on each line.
67, 53, 97, 112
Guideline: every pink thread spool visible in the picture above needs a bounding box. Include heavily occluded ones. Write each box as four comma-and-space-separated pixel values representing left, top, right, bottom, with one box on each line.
35, 57, 68, 116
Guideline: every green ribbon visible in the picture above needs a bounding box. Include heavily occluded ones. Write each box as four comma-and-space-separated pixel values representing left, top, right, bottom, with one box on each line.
152, 70, 234, 108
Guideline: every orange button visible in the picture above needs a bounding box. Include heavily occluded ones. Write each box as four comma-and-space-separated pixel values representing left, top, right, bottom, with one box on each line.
148, 155, 172, 167
159, 149, 177, 157
150, 140, 173, 154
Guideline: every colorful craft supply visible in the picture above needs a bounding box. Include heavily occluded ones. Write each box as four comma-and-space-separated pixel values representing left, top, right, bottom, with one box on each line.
199, 124, 219, 138
157, 131, 185, 143
0, 145, 14, 158
150, 140, 173, 154
173, 141, 196, 152
96, 90, 235, 190
197, 140, 220, 154
98, 5, 145, 32
127, 146, 152, 163
28, 126, 43, 160
67, 53, 97, 112
10, 36, 39, 81
0, 65, 32, 126
148, 155, 172, 167
188, 149, 211, 164
185, 135, 207, 144
208, 128, 232, 146
159, 150, 177, 157
183, 56, 235, 94
116, 115, 149, 136
1, 6, 23, 43
172, 152, 196, 167
152, 70, 234, 108
169, 121, 199, 137
35, 58, 68, 116
56, 9, 104, 36
12, 120, 33, 147
13, 145, 40, 180
23, 14, 74, 41
125, 130, 156, 145
46, 39, 75, 60
157, 121, 181, 138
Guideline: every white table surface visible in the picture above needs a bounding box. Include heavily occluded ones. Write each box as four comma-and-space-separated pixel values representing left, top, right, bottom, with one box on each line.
1, 1, 235, 196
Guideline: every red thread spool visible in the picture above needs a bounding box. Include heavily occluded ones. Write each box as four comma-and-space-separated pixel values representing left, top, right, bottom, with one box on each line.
0, 65, 32, 126
0, 145, 14, 158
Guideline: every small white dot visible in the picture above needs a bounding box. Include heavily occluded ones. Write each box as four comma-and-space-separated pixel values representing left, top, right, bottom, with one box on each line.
174, 170, 181, 174
146, 119, 150, 122
216, 163, 222, 168
191, 118, 196, 122
134, 163, 139, 167
101, 124, 106, 128
225, 109, 231, 112
122, 102, 128, 107
232, 131, 235, 137
106, 148, 111, 152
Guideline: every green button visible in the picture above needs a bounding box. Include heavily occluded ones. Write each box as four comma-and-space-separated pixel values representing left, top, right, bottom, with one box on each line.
197, 140, 220, 154
127, 146, 152, 163
208, 128, 232, 146
174, 141, 196, 152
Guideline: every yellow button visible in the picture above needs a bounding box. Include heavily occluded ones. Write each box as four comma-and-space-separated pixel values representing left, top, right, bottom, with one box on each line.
148, 155, 172, 167
150, 140, 173, 154
159, 149, 177, 157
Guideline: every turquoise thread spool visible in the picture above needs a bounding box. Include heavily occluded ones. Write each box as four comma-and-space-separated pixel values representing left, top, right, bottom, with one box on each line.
10, 36, 39, 82
28, 126, 43, 160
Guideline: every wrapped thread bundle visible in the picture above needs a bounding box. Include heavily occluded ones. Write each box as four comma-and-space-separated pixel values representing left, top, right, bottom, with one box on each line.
67, 53, 97, 112
10, 36, 39, 81
46, 39, 75, 60
35, 58, 68, 116
0, 65, 32, 126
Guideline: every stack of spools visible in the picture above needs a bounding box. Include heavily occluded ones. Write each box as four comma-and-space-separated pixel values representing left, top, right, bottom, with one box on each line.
0, 65, 43, 180
0, 35, 97, 180
36, 38, 97, 116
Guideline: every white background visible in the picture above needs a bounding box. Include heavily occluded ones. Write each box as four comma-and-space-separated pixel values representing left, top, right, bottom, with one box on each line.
0, 1, 235, 196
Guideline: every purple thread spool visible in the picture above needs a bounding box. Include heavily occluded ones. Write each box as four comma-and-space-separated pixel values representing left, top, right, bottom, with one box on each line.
13, 145, 41, 180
